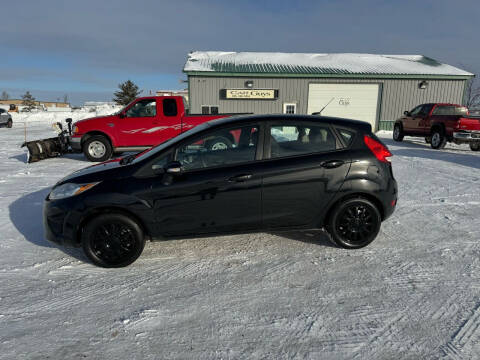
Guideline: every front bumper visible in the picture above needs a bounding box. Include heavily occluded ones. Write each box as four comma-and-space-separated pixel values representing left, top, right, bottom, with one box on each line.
69, 136, 82, 152
453, 131, 480, 142
43, 195, 83, 247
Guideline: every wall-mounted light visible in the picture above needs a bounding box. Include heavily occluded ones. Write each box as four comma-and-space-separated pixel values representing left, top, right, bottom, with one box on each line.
245, 80, 254, 88
419, 80, 428, 89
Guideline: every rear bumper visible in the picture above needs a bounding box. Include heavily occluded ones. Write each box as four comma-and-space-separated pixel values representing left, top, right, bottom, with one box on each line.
69, 136, 82, 151
453, 131, 480, 142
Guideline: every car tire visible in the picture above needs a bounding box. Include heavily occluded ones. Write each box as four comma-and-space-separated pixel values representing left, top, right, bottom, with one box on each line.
393, 124, 404, 142
206, 136, 233, 151
7, 119, 13, 128
430, 128, 446, 149
326, 197, 381, 249
470, 142, 480, 151
83, 135, 112, 162
82, 213, 145, 268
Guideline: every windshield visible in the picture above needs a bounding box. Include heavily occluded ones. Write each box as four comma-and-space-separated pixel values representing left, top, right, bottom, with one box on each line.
132, 121, 212, 164
114, 99, 137, 115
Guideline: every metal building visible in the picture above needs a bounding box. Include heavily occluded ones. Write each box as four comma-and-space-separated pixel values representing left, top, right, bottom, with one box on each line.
183, 51, 474, 130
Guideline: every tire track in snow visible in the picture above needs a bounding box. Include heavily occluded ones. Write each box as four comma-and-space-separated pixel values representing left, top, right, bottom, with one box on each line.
441, 301, 480, 359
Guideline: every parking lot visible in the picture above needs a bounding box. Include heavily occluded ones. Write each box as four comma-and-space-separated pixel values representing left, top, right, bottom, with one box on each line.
1, 121, 479, 359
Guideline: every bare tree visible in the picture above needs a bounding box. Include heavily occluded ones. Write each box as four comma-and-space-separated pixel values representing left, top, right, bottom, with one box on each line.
63, 94, 69, 104
465, 78, 480, 108
1, 91, 9, 100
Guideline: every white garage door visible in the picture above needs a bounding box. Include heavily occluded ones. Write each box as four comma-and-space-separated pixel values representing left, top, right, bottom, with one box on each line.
307, 83, 380, 129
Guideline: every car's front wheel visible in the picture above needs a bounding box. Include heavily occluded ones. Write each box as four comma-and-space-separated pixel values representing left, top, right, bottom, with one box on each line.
327, 198, 381, 249
82, 213, 145, 268
470, 142, 480, 151
430, 129, 446, 149
83, 135, 113, 162
393, 124, 404, 142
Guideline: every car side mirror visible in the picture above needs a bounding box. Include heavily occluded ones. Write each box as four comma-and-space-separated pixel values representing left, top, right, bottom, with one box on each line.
151, 164, 165, 175
165, 161, 183, 175
404, 111, 410, 116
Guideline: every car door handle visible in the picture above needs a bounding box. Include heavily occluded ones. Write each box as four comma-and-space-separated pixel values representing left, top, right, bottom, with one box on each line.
228, 174, 252, 182
321, 160, 344, 169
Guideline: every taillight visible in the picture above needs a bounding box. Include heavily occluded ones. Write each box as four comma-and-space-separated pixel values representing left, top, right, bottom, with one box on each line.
364, 135, 392, 163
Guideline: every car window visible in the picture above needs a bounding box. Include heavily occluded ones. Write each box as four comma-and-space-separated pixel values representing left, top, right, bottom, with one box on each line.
270, 123, 337, 158
176, 125, 259, 171
432, 105, 468, 116
163, 98, 177, 117
125, 99, 157, 118
336, 128, 355, 147
409, 105, 423, 116
420, 104, 434, 115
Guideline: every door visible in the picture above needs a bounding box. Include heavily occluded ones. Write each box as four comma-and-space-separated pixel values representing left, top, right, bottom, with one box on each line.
147, 97, 183, 145
0, 109, 7, 125
262, 121, 351, 229
307, 83, 380, 130
403, 105, 423, 132
115, 98, 160, 147
144, 123, 263, 237
416, 104, 434, 134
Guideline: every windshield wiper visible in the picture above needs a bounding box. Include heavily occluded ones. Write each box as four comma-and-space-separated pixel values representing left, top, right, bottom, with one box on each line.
119, 154, 136, 165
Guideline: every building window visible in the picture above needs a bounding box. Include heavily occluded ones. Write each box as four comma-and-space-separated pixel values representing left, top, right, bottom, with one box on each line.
283, 103, 297, 114
201, 105, 219, 115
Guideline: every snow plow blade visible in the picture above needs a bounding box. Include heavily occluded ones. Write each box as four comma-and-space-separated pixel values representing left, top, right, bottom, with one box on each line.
22, 137, 69, 163
21, 119, 73, 163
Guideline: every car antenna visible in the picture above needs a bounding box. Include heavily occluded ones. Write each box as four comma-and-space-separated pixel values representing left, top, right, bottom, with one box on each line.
318, 97, 335, 115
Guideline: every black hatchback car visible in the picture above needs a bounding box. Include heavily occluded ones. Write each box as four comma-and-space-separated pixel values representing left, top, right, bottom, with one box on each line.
44, 115, 397, 267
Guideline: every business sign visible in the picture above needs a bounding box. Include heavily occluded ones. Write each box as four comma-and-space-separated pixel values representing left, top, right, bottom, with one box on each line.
220, 89, 279, 100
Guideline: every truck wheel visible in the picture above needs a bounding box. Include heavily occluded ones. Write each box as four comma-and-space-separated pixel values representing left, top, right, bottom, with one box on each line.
393, 124, 404, 142
206, 136, 233, 151
430, 129, 446, 149
82, 213, 145, 268
470, 142, 480, 151
7, 119, 12, 128
83, 135, 112, 162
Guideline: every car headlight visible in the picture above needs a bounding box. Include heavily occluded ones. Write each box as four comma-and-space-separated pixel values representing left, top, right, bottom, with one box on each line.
49, 182, 100, 200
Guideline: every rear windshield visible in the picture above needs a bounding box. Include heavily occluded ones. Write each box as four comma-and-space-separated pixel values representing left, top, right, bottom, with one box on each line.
432, 106, 468, 116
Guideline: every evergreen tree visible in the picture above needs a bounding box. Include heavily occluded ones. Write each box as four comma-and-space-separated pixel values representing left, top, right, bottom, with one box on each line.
1, 91, 9, 100
63, 94, 69, 104
22, 91, 36, 111
113, 80, 142, 105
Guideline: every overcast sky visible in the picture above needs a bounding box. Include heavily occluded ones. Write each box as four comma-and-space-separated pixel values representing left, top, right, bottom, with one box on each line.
1, 0, 478, 105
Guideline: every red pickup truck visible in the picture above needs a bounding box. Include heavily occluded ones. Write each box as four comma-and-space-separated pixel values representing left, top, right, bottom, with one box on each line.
71, 96, 245, 161
393, 103, 480, 151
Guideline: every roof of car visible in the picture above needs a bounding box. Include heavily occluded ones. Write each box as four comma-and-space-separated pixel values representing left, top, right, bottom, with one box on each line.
206, 114, 372, 131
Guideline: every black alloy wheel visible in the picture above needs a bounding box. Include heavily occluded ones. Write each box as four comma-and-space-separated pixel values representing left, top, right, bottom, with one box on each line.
82, 214, 145, 267
327, 198, 381, 249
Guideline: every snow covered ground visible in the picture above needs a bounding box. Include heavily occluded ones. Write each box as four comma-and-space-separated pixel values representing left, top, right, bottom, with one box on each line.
1, 123, 479, 359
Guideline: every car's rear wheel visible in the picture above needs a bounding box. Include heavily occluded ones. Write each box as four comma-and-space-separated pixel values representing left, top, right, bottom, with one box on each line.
470, 142, 480, 151
7, 119, 13, 128
83, 135, 112, 162
393, 124, 404, 142
327, 198, 381, 249
430, 129, 446, 149
82, 213, 145, 268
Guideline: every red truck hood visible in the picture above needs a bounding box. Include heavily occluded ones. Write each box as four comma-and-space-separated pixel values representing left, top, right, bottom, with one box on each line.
73, 114, 115, 126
